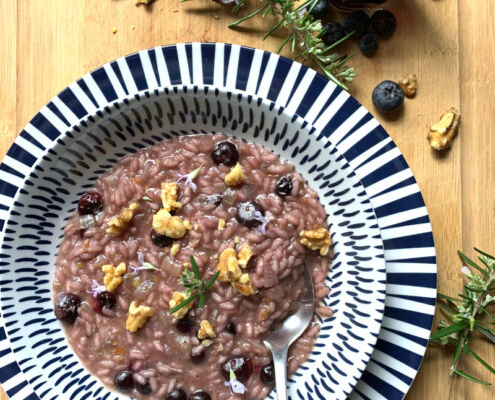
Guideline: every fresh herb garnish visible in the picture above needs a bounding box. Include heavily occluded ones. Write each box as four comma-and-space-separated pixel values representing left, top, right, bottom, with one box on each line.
177, 166, 202, 192
224, 367, 247, 395
431, 248, 495, 395
169, 255, 220, 314
130, 252, 160, 274
183, 0, 355, 90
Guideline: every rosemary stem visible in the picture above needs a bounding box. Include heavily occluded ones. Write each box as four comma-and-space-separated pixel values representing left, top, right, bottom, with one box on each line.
446, 268, 495, 399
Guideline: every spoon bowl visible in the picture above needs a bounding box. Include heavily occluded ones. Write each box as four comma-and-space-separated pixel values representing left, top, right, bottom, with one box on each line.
262, 263, 315, 400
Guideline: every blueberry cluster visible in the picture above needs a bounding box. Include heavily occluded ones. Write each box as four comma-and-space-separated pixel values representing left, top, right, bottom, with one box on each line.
306, 1, 397, 57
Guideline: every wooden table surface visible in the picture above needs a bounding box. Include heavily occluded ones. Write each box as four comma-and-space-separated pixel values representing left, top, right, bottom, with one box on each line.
0, 1, 493, 399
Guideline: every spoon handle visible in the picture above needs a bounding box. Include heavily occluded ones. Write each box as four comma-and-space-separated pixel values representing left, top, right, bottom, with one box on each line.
272, 345, 289, 400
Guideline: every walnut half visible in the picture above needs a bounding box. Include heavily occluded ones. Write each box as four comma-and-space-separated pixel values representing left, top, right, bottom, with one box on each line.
427, 108, 461, 151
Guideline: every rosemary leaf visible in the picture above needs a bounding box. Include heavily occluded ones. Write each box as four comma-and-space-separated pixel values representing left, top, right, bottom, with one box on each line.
229, 4, 269, 28
458, 250, 490, 278
169, 294, 198, 315
467, 347, 495, 375
204, 270, 221, 291
431, 322, 469, 341
451, 338, 463, 367
476, 326, 495, 344
454, 370, 492, 385
264, 20, 284, 40
190, 255, 201, 280
276, 35, 292, 54
474, 247, 495, 260
438, 293, 463, 302
199, 292, 205, 310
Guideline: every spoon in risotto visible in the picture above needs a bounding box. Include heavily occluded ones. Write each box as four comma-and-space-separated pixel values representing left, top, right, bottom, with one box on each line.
262, 264, 315, 400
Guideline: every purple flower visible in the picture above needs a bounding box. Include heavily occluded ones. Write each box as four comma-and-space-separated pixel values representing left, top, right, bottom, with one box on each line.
253, 210, 272, 234
224, 367, 247, 395
298, 8, 307, 18
130, 252, 159, 274
87, 279, 106, 298
177, 166, 202, 192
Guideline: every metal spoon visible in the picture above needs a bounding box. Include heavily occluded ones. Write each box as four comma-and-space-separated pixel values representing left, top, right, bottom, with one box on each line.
262, 264, 315, 400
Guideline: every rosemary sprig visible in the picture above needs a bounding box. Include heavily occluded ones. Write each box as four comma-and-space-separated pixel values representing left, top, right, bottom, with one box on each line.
183, 0, 355, 90
169, 255, 220, 314
431, 248, 495, 398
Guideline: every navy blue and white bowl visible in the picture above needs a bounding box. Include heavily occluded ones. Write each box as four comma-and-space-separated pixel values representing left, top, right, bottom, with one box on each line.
0, 43, 436, 400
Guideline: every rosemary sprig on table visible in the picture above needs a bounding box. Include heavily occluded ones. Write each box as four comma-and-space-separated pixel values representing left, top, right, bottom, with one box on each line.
169, 255, 220, 314
184, 0, 355, 90
430, 248, 495, 398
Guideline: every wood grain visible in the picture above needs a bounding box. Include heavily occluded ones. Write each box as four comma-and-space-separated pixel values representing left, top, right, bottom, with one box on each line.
0, 1, 492, 399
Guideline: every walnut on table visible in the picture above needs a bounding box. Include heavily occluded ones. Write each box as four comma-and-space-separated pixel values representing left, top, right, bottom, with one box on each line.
398, 74, 418, 97
427, 108, 461, 151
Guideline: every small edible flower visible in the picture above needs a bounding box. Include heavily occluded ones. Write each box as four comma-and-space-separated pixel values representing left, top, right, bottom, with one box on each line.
461, 266, 470, 276
130, 252, 159, 274
177, 166, 202, 192
253, 210, 271, 234
224, 367, 247, 395
87, 279, 106, 298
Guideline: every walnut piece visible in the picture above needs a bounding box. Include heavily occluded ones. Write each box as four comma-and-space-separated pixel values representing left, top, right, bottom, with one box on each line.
224, 163, 245, 186
217, 245, 257, 295
152, 209, 186, 239
106, 202, 138, 235
300, 227, 331, 256
169, 291, 193, 319
232, 273, 257, 296
126, 301, 154, 332
218, 218, 226, 231
427, 108, 461, 151
217, 248, 241, 282
102, 262, 126, 292
197, 320, 216, 340
398, 74, 417, 97
160, 182, 182, 212
170, 242, 180, 256
237, 244, 253, 268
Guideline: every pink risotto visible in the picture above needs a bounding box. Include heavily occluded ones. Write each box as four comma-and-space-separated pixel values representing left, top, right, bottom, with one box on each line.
53, 134, 332, 400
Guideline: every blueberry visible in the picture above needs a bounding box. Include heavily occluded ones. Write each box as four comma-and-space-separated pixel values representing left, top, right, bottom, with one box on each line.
150, 229, 173, 247
114, 370, 134, 392
225, 322, 237, 335
307, 0, 329, 19
260, 362, 275, 384
78, 191, 103, 215
176, 315, 194, 333
135, 380, 152, 395
189, 391, 211, 400
275, 175, 293, 197
54, 293, 81, 324
343, 10, 370, 37
358, 32, 378, 55
371, 9, 397, 36
190, 348, 206, 364
98, 291, 116, 310
322, 22, 346, 46
211, 141, 239, 166
166, 388, 187, 400
372, 80, 404, 113
220, 356, 253, 383
235, 201, 264, 228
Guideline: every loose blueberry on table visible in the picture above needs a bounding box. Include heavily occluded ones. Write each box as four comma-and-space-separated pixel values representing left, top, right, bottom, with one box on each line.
372, 80, 405, 112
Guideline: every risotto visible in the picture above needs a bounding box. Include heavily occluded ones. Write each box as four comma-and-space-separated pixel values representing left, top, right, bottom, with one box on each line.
53, 134, 332, 400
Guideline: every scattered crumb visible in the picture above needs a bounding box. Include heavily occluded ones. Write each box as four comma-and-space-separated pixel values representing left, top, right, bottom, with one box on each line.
130, 25, 135, 30
234, 236, 240, 244
417, 112, 422, 117
112, 27, 117, 34
216, 343, 224, 352
218, 218, 226, 231
213, 15, 220, 20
